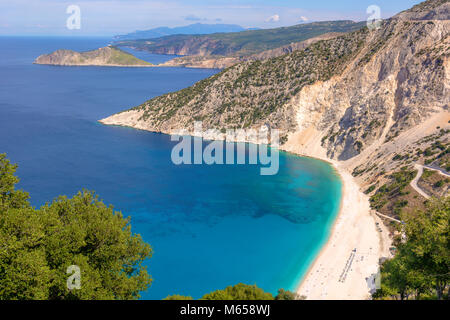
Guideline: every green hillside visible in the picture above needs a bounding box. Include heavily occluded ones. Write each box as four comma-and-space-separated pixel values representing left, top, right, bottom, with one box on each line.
116, 20, 366, 57
107, 47, 152, 65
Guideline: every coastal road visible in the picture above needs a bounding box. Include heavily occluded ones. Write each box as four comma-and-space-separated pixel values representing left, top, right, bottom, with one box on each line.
411, 164, 430, 199
410, 164, 450, 200
423, 164, 450, 177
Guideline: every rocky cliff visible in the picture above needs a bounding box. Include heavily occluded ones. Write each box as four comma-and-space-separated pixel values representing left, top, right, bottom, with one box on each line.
34, 46, 152, 67
101, 0, 449, 191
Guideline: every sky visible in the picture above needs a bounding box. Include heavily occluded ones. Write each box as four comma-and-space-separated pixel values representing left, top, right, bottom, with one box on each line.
0, 0, 424, 36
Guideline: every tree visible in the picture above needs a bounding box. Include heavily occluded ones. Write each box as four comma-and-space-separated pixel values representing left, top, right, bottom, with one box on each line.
0, 154, 152, 300
168, 285, 305, 301
375, 197, 449, 300
378, 255, 411, 300
0, 154, 29, 210
201, 283, 274, 300
400, 197, 449, 300
274, 288, 305, 300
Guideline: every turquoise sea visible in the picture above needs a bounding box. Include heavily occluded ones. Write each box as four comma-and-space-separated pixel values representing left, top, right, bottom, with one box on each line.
0, 36, 342, 299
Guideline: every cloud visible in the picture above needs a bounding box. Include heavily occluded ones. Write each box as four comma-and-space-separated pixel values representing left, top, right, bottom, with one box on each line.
184, 14, 206, 22
300, 16, 309, 22
265, 14, 279, 23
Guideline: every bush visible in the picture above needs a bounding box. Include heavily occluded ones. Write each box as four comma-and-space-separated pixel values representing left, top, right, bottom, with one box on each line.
434, 180, 445, 188
201, 283, 274, 300
0, 154, 152, 300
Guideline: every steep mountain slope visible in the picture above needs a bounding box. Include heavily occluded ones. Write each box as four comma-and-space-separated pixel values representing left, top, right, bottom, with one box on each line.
34, 46, 152, 67
102, 27, 367, 134
116, 21, 365, 57
102, 0, 449, 193
114, 23, 249, 41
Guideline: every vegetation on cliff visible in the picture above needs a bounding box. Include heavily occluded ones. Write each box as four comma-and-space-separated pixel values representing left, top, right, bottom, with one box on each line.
123, 26, 369, 137
104, 1, 448, 159
363, 132, 449, 224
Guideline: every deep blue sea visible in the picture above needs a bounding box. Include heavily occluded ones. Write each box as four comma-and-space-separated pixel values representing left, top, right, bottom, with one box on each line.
0, 36, 342, 299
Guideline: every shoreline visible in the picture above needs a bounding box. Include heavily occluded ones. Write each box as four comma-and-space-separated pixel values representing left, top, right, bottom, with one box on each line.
98, 120, 388, 299
33, 62, 154, 68
33, 62, 222, 70
293, 157, 388, 300
285, 155, 345, 295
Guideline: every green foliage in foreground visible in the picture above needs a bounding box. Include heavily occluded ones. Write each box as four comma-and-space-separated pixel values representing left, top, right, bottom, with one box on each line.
274, 288, 305, 300
374, 197, 449, 300
201, 284, 274, 300
0, 154, 152, 300
164, 284, 305, 300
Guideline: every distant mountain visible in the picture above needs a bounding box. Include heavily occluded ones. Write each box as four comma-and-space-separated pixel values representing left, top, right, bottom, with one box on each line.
114, 23, 251, 41
115, 21, 366, 57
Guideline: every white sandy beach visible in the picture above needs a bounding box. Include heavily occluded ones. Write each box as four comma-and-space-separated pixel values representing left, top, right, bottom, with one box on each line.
292, 113, 449, 299
281, 129, 393, 300
295, 162, 392, 299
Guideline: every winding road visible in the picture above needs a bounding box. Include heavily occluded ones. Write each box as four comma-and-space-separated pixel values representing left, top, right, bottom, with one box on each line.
374, 163, 449, 224
410, 164, 450, 200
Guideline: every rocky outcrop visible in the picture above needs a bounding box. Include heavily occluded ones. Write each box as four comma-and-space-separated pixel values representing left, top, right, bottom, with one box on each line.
34, 46, 152, 67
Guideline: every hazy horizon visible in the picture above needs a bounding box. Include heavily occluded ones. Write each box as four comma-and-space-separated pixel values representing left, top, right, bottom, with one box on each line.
0, 0, 423, 37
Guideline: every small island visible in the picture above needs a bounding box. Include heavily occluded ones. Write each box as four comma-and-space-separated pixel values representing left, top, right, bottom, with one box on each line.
34, 46, 153, 67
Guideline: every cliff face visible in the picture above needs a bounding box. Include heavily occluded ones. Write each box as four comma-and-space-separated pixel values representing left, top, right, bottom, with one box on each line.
282, 3, 449, 189
101, 0, 449, 183
295, 15, 449, 161
34, 47, 152, 67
